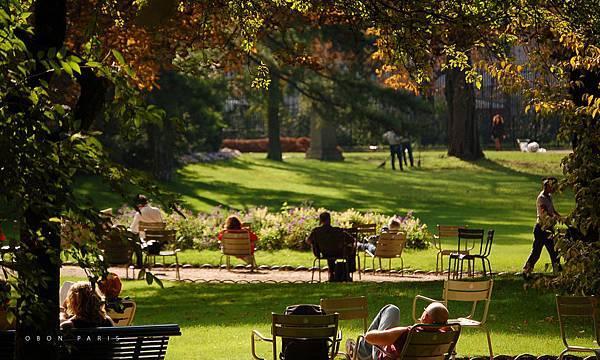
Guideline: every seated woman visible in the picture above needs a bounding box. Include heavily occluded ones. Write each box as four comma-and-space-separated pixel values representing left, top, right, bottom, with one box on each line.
60, 282, 114, 329
357, 218, 401, 253
218, 215, 258, 264
98, 272, 123, 312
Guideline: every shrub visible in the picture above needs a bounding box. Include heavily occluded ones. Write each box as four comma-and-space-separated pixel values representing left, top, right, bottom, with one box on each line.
114, 205, 431, 251
221, 137, 310, 152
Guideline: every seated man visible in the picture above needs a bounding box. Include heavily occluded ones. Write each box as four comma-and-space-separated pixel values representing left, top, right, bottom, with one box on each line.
306, 212, 356, 281
348, 302, 449, 360
357, 218, 401, 254
129, 194, 164, 234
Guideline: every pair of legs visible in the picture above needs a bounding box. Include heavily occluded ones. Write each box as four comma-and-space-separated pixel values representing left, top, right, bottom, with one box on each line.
326, 254, 357, 281
523, 224, 561, 273
390, 145, 403, 171
494, 137, 502, 151
356, 304, 400, 360
401, 142, 414, 167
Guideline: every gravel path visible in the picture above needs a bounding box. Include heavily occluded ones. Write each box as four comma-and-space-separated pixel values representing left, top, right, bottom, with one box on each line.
61, 265, 445, 283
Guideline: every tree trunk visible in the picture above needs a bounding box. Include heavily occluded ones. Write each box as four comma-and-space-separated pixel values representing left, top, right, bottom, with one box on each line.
266, 67, 283, 161
445, 68, 483, 160
13, 1, 67, 359
16, 211, 61, 360
149, 119, 175, 181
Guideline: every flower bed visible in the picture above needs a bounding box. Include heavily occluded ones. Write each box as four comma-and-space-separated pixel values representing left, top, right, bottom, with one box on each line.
115, 205, 431, 251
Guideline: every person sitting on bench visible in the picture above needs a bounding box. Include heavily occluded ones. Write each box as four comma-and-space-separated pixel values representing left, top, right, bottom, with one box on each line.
306, 212, 356, 281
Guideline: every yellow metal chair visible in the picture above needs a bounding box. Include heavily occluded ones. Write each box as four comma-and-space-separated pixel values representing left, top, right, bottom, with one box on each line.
107, 299, 137, 326
251, 312, 340, 360
320, 296, 369, 333
219, 231, 257, 272
412, 280, 494, 359
364, 232, 407, 275
320, 296, 368, 359
352, 323, 461, 360
555, 295, 600, 360
433, 225, 468, 273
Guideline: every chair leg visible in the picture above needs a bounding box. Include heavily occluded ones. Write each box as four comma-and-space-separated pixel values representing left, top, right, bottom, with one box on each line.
436, 251, 440, 273
482, 258, 487, 278
357, 252, 361, 280
485, 326, 493, 360
459, 258, 464, 279
312, 258, 317, 283
558, 349, 568, 360
486, 258, 493, 277
175, 254, 180, 281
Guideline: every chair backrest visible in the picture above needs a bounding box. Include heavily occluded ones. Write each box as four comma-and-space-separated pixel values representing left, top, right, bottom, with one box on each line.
481, 230, 494, 257
271, 313, 339, 359
434, 225, 467, 250
353, 223, 377, 235
556, 295, 600, 346
139, 221, 166, 231
374, 232, 407, 259
457, 228, 484, 252
443, 280, 493, 322
0, 324, 181, 360
399, 324, 461, 360
107, 299, 137, 326
59, 281, 75, 305
145, 229, 177, 250
320, 296, 368, 333
220, 231, 252, 257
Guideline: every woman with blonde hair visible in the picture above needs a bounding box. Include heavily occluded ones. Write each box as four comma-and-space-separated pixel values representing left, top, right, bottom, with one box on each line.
491, 114, 506, 151
60, 282, 114, 329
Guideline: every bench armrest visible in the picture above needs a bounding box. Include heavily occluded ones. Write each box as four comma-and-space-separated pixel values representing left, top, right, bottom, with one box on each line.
412, 295, 442, 322
251, 330, 272, 360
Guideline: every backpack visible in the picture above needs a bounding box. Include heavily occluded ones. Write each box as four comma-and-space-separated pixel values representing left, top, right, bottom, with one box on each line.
331, 261, 352, 282
280, 304, 330, 360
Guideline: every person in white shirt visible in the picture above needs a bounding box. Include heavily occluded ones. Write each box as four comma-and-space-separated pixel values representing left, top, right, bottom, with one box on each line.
383, 130, 403, 171
129, 194, 163, 233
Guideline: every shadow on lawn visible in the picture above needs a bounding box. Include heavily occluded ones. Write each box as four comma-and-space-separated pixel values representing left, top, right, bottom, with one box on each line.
131, 278, 560, 338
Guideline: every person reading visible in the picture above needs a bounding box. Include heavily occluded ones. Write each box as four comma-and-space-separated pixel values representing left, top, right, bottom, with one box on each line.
348, 302, 450, 360
306, 212, 356, 281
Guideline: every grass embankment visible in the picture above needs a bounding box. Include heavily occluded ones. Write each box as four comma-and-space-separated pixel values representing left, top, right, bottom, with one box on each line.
76, 151, 573, 273
63, 276, 594, 359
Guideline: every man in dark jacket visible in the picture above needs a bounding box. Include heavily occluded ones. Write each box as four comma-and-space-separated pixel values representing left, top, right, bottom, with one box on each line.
306, 212, 356, 281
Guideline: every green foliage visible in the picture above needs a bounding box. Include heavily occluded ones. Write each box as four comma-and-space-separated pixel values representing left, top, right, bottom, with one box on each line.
113, 204, 431, 251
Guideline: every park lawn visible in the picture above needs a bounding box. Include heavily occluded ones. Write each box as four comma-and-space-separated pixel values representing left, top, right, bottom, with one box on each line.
63, 276, 590, 359
76, 150, 574, 273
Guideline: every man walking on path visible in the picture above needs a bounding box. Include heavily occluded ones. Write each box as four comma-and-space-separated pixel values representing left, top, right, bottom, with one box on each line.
383, 129, 403, 171
523, 177, 562, 276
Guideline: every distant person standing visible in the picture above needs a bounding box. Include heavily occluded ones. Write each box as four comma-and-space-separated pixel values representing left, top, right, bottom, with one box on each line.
383, 130, 403, 171
491, 114, 506, 151
400, 132, 414, 167
523, 177, 562, 276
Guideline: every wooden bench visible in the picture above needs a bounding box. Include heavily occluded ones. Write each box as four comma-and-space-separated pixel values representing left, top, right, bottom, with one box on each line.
0, 324, 181, 360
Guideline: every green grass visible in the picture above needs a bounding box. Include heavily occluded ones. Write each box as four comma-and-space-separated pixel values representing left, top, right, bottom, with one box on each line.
76, 150, 573, 273
63, 276, 594, 359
